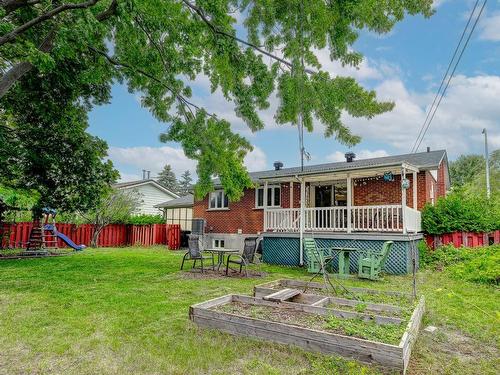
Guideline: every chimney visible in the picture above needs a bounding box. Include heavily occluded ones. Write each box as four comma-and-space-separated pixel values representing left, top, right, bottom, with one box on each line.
345, 152, 356, 163
142, 169, 146, 179
426, 147, 430, 153
147, 170, 151, 179
273, 161, 284, 170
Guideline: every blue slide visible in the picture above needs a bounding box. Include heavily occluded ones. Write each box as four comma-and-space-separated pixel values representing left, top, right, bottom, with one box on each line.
44, 224, 86, 251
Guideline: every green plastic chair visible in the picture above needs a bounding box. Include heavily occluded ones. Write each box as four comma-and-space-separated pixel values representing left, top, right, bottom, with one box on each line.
357, 241, 393, 280
304, 238, 333, 274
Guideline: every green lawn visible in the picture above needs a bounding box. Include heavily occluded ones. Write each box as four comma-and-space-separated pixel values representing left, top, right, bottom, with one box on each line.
0, 247, 498, 374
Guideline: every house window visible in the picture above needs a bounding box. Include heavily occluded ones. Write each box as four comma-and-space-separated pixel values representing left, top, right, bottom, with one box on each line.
255, 186, 281, 208
209, 190, 229, 209
213, 239, 225, 249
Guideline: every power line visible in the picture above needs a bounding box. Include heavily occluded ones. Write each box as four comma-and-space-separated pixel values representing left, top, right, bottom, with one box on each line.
411, 0, 487, 153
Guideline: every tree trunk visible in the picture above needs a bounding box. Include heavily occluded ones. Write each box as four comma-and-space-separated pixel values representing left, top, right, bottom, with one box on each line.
90, 225, 103, 248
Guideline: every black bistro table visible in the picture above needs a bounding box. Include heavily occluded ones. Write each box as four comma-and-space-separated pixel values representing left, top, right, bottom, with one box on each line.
205, 248, 240, 270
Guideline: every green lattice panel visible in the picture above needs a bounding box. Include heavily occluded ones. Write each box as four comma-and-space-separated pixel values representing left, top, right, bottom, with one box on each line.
263, 236, 421, 274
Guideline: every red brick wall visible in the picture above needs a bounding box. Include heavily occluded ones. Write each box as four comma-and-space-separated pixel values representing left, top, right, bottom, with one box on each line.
193, 189, 263, 234
436, 160, 448, 197
353, 172, 429, 210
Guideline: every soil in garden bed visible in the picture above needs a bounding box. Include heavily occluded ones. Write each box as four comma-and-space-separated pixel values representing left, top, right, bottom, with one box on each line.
214, 301, 406, 345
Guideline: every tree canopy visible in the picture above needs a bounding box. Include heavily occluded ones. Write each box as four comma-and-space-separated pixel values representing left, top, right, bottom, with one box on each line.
1, 0, 434, 200
178, 170, 192, 196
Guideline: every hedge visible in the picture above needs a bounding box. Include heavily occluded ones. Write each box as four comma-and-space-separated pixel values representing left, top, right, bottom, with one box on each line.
421, 191, 500, 235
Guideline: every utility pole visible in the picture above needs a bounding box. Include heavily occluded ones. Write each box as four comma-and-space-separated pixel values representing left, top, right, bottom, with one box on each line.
482, 128, 490, 198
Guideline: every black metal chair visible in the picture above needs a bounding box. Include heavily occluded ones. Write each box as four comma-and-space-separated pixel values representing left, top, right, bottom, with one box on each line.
181, 235, 214, 273
225, 237, 258, 276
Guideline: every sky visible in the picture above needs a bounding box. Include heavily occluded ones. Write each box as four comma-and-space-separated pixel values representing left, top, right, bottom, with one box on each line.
88, 0, 500, 182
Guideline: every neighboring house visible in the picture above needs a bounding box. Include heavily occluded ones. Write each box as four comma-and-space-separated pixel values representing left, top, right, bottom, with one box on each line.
155, 194, 194, 231
114, 179, 179, 215
193, 149, 450, 274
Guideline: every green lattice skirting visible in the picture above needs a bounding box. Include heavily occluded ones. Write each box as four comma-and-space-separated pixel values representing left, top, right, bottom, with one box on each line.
262, 236, 420, 274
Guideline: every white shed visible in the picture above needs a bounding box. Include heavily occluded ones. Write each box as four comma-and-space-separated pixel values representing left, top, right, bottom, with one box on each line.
155, 194, 194, 231
114, 179, 179, 215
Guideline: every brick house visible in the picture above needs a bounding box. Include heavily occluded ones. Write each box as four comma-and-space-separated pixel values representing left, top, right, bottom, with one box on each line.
193, 149, 450, 273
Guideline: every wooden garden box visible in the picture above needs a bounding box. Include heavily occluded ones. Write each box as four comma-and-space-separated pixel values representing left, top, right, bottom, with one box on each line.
190, 283, 425, 374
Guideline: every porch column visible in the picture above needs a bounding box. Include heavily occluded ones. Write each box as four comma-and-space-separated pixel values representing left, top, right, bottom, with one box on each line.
299, 178, 305, 266
263, 181, 268, 231
401, 168, 407, 234
347, 174, 352, 233
412, 171, 418, 209
289, 181, 294, 208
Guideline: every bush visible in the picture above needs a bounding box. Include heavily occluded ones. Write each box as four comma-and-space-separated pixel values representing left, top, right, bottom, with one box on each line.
420, 244, 500, 285
421, 191, 500, 235
126, 214, 164, 225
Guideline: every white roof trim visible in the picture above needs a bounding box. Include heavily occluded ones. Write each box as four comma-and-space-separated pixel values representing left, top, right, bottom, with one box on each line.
116, 180, 180, 198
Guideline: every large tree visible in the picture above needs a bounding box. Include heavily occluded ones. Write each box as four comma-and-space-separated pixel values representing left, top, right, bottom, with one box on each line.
0, 56, 118, 213
1, 0, 434, 200
178, 170, 192, 196
449, 154, 485, 188
157, 164, 179, 194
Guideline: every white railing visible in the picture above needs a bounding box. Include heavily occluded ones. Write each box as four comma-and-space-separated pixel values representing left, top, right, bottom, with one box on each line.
265, 208, 301, 232
265, 205, 421, 233
351, 205, 403, 232
404, 206, 422, 233
303, 207, 348, 231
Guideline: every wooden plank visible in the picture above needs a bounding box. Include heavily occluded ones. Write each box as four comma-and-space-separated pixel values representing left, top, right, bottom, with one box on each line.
263, 288, 301, 302
191, 304, 403, 370
400, 296, 425, 375
310, 297, 330, 307
233, 295, 403, 325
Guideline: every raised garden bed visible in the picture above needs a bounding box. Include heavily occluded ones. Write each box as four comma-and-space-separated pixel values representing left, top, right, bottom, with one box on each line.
190, 279, 425, 374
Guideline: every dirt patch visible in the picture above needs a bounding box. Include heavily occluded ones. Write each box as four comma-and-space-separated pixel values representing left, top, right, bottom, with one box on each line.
180, 268, 267, 279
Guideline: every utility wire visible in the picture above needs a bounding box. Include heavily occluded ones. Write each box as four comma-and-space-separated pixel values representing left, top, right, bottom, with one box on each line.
411, 0, 487, 153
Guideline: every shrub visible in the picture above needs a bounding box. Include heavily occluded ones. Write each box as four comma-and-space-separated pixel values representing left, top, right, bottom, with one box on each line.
422, 191, 500, 235
126, 214, 164, 225
421, 244, 500, 285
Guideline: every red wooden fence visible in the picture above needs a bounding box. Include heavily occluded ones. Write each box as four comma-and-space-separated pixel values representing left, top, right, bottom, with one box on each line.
0, 222, 170, 249
425, 230, 500, 249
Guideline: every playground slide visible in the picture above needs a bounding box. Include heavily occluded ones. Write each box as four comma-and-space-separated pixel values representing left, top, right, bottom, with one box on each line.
44, 224, 86, 251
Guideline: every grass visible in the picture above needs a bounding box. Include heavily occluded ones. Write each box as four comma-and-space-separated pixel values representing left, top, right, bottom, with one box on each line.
0, 247, 498, 374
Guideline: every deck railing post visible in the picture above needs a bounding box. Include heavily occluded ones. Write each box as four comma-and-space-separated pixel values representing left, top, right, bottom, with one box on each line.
402, 167, 407, 234
299, 178, 305, 266
347, 174, 352, 233
263, 181, 268, 231
412, 171, 418, 210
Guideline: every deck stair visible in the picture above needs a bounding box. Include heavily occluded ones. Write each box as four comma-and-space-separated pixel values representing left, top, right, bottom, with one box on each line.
262, 288, 301, 302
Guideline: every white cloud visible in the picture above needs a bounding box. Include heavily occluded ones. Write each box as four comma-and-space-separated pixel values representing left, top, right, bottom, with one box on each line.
343, 75, 500, 157
244, 146, 268, 171
326, 149, 389, 162
480, 12, 500, 41
109, 144, 268, 182
108, 146, 197, 181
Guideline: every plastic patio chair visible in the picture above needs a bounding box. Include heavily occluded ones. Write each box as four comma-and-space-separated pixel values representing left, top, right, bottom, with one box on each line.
181, 235, 214, 273
304, 238, 334, 274
225, 237, 258, 277
357, 241, 393, 280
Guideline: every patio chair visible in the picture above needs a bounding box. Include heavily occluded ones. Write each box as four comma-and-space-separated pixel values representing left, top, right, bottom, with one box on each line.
357, 241, 393, 280
304, 238, 333, 274
225, 237, 258, 276
181, 235, 214, 273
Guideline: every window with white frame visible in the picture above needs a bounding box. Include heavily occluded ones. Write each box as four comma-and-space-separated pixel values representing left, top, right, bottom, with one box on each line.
255, 185, 281, 208
209, 190, 229, 209
212, 239, 225, 249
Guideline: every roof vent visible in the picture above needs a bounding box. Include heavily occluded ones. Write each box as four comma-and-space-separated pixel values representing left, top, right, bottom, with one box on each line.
345, 152, 356, 163
426, 147, 430, 153
273, 161, 284, 170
